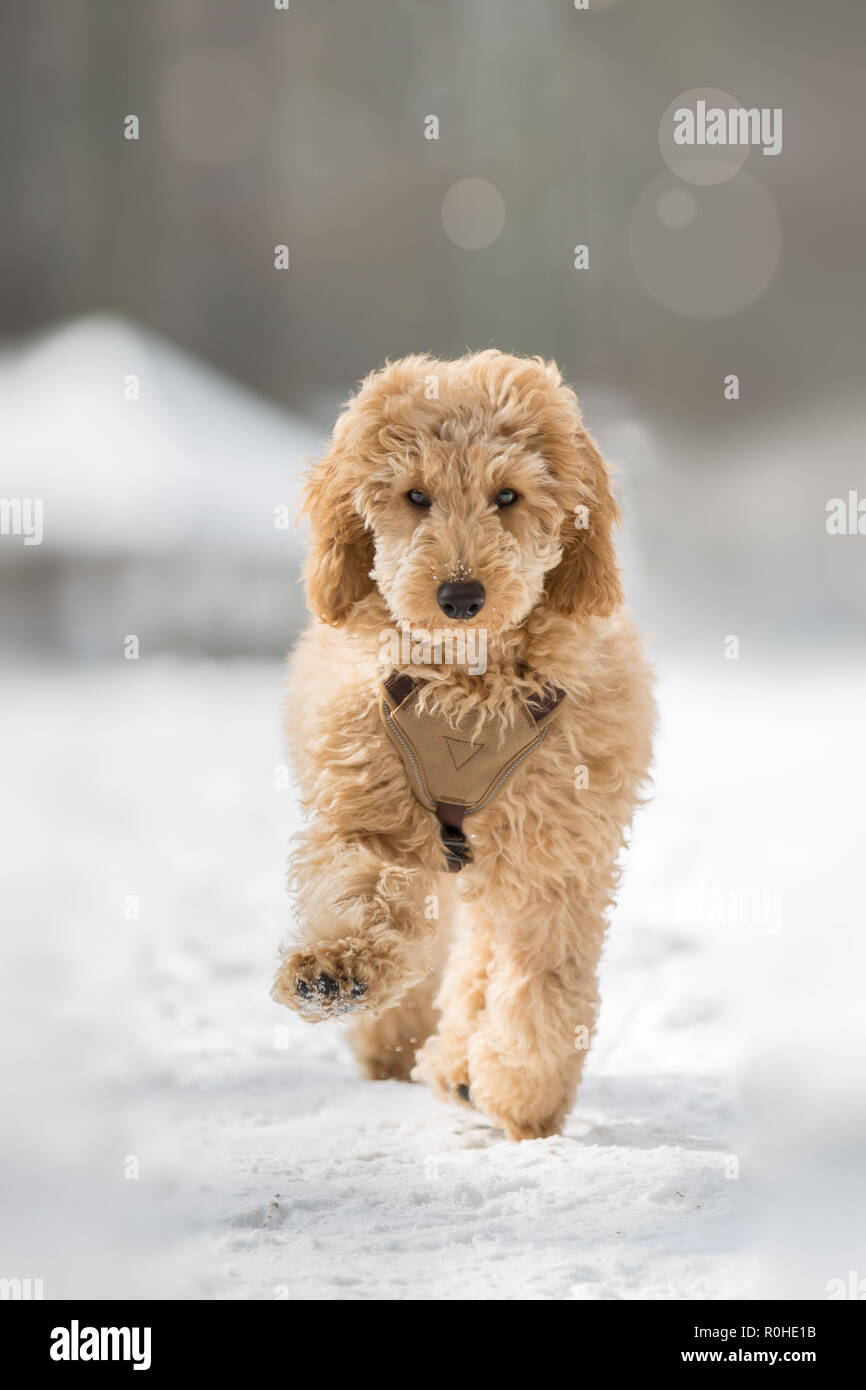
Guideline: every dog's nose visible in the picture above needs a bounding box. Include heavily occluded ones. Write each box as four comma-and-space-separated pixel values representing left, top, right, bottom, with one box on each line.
436, 580, 486, 620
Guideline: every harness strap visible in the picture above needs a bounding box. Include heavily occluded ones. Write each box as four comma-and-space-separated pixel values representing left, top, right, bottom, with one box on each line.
383, 670, 416, 707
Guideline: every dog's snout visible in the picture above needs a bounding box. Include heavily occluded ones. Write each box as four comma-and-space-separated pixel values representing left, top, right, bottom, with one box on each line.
436, 580, 486, 620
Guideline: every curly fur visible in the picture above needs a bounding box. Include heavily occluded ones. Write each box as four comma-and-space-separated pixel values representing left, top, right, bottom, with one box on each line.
271, 350, 655, 1141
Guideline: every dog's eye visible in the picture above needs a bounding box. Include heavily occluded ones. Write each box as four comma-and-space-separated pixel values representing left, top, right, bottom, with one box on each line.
494, 488, 519, 508
406, 488, 432, 508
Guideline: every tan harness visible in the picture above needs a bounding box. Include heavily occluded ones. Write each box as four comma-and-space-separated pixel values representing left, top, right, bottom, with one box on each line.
379, 670, 565, 872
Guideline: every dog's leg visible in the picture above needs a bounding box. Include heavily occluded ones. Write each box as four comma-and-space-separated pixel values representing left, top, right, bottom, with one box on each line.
271, 834, 439, 1021
464, 885, 607, 1141
412, 906, 492, 1106
349, 968, 441, 1080
348, 884, 456, 1078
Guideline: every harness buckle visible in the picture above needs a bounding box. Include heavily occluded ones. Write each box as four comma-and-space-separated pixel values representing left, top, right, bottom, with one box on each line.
440, 823, 471, 872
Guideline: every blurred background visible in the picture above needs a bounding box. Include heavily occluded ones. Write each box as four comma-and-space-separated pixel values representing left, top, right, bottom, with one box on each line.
1, 0, 864, 1301
3, 0, 865, 654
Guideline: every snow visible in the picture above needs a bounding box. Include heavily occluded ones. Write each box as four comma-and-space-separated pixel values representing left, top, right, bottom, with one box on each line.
6, 652, 861, 1300
0, 316, 320, 557
2, 313, 862, 1299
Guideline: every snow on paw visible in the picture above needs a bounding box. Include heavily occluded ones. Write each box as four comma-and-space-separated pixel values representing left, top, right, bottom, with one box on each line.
271, 940, 407, 1020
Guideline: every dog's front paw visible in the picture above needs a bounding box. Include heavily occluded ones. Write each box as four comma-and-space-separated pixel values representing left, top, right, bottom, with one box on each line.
271, 938, 414, 1020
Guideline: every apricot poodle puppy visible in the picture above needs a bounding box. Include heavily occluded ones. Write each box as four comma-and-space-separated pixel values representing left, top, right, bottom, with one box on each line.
271, 350, 654, 1141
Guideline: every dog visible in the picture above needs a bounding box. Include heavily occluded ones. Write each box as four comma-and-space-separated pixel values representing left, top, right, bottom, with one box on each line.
271, 350, 654, 1141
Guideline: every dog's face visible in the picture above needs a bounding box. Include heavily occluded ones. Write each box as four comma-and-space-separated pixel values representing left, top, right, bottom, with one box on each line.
303, 351, 622, 638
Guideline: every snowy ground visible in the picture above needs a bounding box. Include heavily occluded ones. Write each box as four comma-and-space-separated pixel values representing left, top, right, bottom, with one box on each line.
2, 653, 864, 1300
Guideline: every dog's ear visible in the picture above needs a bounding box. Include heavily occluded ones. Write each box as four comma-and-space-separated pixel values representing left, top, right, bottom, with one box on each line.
302, 437, 375, 626
544, 418, 624, 620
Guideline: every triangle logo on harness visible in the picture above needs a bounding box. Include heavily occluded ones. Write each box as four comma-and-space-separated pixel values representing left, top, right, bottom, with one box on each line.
444, 736, 484, 771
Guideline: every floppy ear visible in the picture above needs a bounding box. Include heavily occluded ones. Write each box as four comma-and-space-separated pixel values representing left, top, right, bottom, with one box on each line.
301, 439, 375, 626
544, 424, 624, 620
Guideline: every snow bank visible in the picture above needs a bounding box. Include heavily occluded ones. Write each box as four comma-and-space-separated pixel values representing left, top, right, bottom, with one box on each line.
0, 317, 321, 655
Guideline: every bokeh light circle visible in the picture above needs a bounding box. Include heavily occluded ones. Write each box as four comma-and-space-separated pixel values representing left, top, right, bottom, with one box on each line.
659, 88, 750, 187
630, 170, 782, 319
655, 188, 698, 228
441, 179, 506, 250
